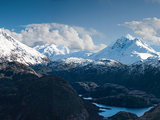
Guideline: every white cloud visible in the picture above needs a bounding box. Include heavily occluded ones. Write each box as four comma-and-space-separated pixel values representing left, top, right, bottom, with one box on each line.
121, 17, 160, 43
5, 23, 106, 52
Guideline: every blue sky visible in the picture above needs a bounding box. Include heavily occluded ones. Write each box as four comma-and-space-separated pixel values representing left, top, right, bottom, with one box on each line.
1, 0, 160, 52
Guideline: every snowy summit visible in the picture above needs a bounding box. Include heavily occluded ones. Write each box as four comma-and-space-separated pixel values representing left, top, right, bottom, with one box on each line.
34, 44, 70, 61
91, 34, 159, 64
0, 28, 49, 65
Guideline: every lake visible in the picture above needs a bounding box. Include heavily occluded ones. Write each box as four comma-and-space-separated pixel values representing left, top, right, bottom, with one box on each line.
93, 103, 153, 118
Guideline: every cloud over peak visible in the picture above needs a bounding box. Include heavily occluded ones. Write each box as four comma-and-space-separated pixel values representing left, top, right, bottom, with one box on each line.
121, 17, 160, 44
5, 23, 106, 52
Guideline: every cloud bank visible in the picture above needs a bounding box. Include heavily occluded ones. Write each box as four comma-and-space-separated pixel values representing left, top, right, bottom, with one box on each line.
121, 17, 160, 44
5, 23, 106, 52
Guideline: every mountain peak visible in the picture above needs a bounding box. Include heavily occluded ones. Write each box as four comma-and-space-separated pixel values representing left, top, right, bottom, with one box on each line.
112, 35, 139, 50
125, 34, 135, 40
91, 35, 159, 64
34, 43, 70, 61
0, 30, 49, 65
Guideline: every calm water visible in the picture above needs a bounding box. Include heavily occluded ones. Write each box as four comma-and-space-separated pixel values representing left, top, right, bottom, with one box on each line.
83, 97, 93, 100
93, 103, 153, 118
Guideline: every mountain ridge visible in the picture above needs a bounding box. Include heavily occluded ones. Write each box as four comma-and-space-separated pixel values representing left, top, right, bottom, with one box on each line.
0, 28, 49, 65
34, 34, 160, 65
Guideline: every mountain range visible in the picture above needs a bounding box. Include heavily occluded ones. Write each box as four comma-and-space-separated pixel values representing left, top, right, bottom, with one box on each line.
34, 34, 160, 65
1, 28, 159, 66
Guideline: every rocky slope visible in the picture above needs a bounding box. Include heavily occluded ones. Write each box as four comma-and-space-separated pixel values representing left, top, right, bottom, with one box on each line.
139, 104, 160, 120
107, 111, 138, 120
0, 75, 87, 120
0, 61, 39, 78
0, 61, 102, 120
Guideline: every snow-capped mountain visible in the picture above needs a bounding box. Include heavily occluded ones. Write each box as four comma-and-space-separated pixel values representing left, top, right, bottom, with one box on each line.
91, 34, 159, 64
0, 29, 49, 65
34, 44, 70, 60
35, 44, 93, 60
34, 34, 160, 65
